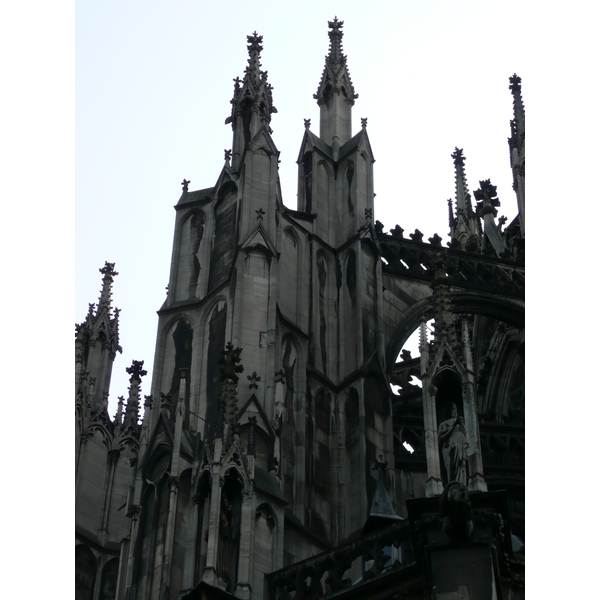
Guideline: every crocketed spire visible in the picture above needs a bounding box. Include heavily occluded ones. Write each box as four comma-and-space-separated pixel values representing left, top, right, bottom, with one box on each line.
314, 17, 358, 106
449, 149, 481, 250
225, 32, 278, 170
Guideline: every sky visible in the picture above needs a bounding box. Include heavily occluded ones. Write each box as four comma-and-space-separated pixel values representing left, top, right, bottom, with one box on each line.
76, 1, 531, 416
3, 1, 600, 594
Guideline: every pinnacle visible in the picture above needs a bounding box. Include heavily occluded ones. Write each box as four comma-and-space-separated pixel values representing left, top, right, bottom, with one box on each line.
314, 17, 358, 106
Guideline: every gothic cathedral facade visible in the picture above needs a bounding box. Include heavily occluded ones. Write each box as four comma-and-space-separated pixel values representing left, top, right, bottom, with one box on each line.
76, 19, 525, 600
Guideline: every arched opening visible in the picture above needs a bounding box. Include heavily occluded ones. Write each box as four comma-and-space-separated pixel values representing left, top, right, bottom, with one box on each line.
303, 152, 312, 213
205, 302, 227, 439
216, 469, 243, 591
75, 545, 97, 600
98, 558, 119, 600
169, 319, 193, 421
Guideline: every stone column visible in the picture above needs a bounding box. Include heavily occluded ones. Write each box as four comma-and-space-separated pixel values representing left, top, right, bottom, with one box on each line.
462, 381, 487, 493
160, 475, 180, 599
182, 493, 202, 592
123, 505, 141, 600
234, 488, 254, 599
423, 384, 444, 497
203, 440, 223, 586
99, 449, 120, 543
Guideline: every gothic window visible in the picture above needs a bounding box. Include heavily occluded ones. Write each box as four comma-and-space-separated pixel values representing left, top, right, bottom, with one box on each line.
75, 545, 97, 600
169, 319, 193, 412
194, 472, 211, 583
303, 152, 312, 213
205, 302, 227, 439
98, 558, 119, 600
345, 161, 355, 216
208, 186, 237, 292
241, 99, 253, 145
216, 470, 243, 591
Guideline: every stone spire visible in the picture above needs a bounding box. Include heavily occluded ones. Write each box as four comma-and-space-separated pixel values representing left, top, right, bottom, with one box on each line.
449, 148, 481, 251
122, 360, 147, 428
97, 262, 118, 313
225, 32, 278, 170
314, 17, 358, 154
430, 253, 458, 351
509, 74, 525, 149
508, 74, 525, 237
75, 262, 122, 410
361, 455, 402, 535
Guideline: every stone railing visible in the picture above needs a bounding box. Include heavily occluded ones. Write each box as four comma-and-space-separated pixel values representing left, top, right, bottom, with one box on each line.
378, 235, 524, 299
267, 520, 414, 599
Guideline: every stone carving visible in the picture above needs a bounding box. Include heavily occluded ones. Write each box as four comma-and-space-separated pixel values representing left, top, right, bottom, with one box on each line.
181, 179, 190, 191
440, 481, 473, 541
247, 371, 261, 389
255, 207, 265, 221
361, 117, 367, 128
304, 118, 311, 129
218, 342, 244, 384
438, 403, 468, 485
126, 360, 147, 383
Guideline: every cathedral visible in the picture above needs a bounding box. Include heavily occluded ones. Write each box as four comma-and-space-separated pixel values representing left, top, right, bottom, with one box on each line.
76, 18, 525, 600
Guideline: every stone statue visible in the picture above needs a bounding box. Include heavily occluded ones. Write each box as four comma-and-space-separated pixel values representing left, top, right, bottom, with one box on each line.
440, 481, 473, 541
438, 403, 468, 485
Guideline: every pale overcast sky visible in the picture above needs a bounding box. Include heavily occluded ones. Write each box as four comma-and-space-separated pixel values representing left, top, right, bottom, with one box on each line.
76, 1, 534, 415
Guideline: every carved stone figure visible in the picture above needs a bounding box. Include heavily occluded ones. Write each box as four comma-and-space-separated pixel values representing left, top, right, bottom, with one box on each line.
438, 403, 468, 485
440, 481, 473, 541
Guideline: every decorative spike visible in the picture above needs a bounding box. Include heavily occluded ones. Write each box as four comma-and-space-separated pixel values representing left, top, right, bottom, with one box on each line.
450, 149, 481, 249
509, 74, 525, 146
115, 395, 125, 424
97, 262, 118, 312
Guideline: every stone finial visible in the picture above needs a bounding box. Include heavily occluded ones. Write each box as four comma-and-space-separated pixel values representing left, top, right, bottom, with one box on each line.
247, 371, 261, 390
314, 16, 358, 105
255, 207, 265, 221
391, 225, 404, 239
304, 118, 311, 129
409, 229, 424, 243
364, 207, 373, 222
474, 179, 501, 218
224, 149, 232, 164
99, 261, 118, 280
429, 233, 443, 246
181, 179, 190, 192
274, 369, 285, 385
126, 360, 147, 383
361, 117, 367, 129
218, 342, 244, 384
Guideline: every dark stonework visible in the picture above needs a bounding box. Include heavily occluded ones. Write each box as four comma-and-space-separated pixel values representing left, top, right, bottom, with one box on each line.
208, 194, 237, 292
205, 304, 227, 439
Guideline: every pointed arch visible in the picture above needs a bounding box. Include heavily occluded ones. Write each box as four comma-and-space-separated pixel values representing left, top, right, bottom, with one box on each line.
98, 557, 119, 600
280, 227, 301, 323
203, 300, 227, 438
75, 545, 97, 600
175, 209, 206, 301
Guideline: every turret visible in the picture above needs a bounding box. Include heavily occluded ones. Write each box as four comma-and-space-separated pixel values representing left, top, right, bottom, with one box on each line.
314, 17, 358, 158
225, 32, 277, 172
